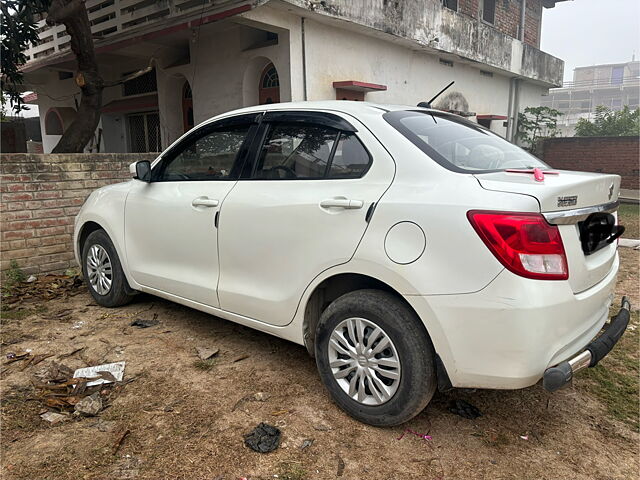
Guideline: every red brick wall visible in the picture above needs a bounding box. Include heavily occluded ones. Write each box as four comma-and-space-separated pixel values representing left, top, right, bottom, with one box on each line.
457, 0, 541, 47
523, 0, 542, 48
458, 0, 479, 17
541, 137, 640, 191
1, 153, 156, 275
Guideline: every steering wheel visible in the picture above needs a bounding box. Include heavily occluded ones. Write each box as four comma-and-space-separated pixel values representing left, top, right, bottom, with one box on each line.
270, 165, 297, 179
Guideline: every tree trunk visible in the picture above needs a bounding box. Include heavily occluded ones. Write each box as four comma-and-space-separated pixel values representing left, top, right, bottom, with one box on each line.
47, 0, 103, 153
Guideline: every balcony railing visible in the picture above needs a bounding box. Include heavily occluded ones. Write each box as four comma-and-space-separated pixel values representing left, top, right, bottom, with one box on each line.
558, 76, 640, 89
23, 0, 232, 63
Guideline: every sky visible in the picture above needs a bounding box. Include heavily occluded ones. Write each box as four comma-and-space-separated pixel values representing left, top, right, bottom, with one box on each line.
541, 0, 640, 82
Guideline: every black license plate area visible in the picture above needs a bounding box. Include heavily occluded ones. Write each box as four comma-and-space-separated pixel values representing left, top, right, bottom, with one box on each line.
578, 212, 625, 255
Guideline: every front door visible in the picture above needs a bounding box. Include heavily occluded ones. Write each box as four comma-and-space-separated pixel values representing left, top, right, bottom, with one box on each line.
124, 115, 258, 306
217, 112, 395, 325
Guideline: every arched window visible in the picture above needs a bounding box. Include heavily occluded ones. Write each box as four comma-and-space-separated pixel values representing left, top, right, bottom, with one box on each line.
259, 63, 280, 105
45, 109, 64, 135
261, 66, 279, 89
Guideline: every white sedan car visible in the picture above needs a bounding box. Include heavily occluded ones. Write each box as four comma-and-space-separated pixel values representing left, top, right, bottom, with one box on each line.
75, 101, 629, 426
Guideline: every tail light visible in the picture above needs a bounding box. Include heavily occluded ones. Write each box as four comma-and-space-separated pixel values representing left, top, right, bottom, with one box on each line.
467, 210, 568, 280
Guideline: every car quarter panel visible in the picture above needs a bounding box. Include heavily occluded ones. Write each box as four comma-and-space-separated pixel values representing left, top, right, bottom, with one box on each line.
353, 116, 542, 296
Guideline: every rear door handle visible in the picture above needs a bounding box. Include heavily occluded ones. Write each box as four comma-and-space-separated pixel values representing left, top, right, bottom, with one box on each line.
320, 198, 364, 209
192, 197, 219, 208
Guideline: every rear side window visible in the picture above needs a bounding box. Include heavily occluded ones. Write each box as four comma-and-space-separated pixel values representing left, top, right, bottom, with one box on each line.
251, 122, 371, 180
384, 110, 548, 173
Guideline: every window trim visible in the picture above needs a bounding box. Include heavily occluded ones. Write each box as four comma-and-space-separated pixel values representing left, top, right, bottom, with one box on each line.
152, 113, 261, 182
262, 111, 358, 132
383, 109, 549, 174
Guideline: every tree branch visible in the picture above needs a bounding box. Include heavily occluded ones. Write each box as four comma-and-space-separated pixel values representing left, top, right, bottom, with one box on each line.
103, 65, 153, 88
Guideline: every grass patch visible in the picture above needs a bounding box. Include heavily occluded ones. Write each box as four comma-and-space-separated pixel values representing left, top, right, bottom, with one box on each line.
2, 259, 26, 296
0, 308, 33, 321
192, 358, 217, 371
277, 462, 307, 480
578, 310, 639, 430
618, 203, 639, 239
0, 303, 45, 321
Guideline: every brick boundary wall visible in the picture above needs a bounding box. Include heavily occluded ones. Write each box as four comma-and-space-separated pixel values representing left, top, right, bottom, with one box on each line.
541, 136, 640, 191
1, 153, 157, 276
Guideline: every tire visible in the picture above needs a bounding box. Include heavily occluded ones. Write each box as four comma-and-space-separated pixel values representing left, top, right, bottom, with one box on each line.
315, 289, 437, 426
82, 229, 134, 308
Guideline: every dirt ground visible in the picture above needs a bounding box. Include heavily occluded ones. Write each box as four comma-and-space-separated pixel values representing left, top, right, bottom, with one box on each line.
1, 250, 638, 480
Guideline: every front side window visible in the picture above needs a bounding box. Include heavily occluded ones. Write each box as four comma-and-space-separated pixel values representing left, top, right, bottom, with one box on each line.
384, 110, 548, 173
157, 125, 250, 181
254, 123, 338, 179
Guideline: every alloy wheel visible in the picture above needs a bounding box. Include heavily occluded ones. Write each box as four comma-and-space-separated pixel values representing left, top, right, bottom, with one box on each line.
327, 317, 401, 405
86, 244, 113, 295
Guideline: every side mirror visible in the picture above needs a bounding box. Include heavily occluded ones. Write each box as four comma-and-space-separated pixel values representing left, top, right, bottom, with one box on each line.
130, 160, 151, 183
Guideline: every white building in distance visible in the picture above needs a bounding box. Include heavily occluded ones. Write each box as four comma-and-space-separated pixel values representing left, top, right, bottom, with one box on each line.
541, 60, 640, 137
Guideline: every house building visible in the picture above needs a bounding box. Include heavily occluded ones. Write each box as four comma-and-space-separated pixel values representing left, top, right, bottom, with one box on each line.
541, 60, 640, 136
21, 0, 566, 153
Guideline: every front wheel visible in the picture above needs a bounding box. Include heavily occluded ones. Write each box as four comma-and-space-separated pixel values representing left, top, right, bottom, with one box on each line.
315, 289, 437, 426
82, 229, 134, 308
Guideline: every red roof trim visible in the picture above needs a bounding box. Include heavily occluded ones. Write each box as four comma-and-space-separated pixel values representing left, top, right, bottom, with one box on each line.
23, 92, 38, 103
476, 114, 508, 120
332, 81, 387, 92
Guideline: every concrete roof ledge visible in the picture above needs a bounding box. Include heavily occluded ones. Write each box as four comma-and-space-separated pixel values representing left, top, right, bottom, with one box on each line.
282, 0, 564, 87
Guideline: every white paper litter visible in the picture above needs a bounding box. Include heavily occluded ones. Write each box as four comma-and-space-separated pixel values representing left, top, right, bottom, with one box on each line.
73, 361, 125, 386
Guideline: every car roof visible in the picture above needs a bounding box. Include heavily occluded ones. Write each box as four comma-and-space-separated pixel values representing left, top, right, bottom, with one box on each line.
210, 101, 437, 119
196, 101, 471, 133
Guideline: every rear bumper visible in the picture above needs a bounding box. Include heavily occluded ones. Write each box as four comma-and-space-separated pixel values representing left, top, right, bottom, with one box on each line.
405, 253, 619, 389
543, 296, 630, 392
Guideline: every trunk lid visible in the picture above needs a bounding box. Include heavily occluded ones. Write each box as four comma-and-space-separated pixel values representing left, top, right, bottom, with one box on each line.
475, 170, 622, 293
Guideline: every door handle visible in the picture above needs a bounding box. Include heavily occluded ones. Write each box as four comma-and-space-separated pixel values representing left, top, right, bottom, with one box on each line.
192, 197, 219, 208
320, 198, 364, 209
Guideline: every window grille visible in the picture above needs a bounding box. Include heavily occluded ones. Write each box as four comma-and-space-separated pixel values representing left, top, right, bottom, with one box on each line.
262, 67, 279, 88
128, 112, 161, 153
123, 69, 157, 97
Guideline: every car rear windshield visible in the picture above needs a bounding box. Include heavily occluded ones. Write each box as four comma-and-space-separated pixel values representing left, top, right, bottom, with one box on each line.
383, 110, 549, 173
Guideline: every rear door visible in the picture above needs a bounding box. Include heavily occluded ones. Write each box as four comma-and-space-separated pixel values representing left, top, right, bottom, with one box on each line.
217, 111, 395, 325
476, 170, 622, 293
124, 114, 260, 306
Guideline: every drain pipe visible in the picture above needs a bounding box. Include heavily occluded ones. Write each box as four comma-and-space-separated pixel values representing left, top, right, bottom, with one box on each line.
519, 0, 527, 41
512, 78, 521, 143
301, 17, 308, 101
506, 77, 521, 143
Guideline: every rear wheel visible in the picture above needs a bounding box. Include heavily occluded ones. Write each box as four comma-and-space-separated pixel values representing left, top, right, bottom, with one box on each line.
82, 230, 134, 307
315, 289, 436, 426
